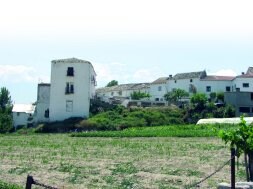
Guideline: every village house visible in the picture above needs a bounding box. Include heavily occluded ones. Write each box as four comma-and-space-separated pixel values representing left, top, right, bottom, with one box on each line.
12, 104, 35, 128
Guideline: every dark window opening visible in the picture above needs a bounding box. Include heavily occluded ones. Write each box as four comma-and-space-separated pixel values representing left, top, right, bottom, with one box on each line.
251, 93, 253, 100
206, 86, 211, 92
65, 82, 74, 94
174, 80, 177, 83
67, 67, 74, 76
239, 107, 250, 113
226, 86, 231, 92
243, 83, 249, 88
44, 109, 49, 118
190, 79, 193, 82
236, 88, 240, 92
155, 98, 159, 101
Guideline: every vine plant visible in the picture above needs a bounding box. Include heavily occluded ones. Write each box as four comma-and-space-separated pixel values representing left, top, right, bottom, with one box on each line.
219, 116, 253, 181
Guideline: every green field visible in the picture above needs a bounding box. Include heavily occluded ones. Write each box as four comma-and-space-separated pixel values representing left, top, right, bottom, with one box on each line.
0, 133, 246, 189
71, 124, 237, 137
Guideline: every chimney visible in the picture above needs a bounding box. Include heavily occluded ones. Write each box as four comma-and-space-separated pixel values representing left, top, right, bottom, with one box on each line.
242, 72, 245, 75
169, 75, 172, 79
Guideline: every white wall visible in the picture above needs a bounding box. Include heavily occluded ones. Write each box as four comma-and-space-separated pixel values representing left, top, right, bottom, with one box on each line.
49, 61, 96, 121
167, 78, 233, 98
198, 80, 233, 95
35, 84, 50, 123
13, 112, 32, 127
149, 83, 167, 101
233, 77, 253, 92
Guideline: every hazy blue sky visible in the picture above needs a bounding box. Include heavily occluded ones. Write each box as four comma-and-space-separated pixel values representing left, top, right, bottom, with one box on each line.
1, 0, 253, 103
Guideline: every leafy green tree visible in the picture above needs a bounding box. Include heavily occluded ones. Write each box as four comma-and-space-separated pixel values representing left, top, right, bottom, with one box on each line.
130, 91, 151, 100
106, 80, 118, 87
219, 116, 253, 181
216, 92, 224, 103
0, 87, 12, 113
209, 92, 216, 102
164, 89, 189, 103
0, 87, 13, 133
190, 93, 208, 111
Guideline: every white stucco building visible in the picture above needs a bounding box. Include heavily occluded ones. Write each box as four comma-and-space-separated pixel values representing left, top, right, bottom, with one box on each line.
49, 58, 96, 121
34, 83, 50, 123
149, 77, 169, 101
32, 58, 97, 123
12, 104, 35, 127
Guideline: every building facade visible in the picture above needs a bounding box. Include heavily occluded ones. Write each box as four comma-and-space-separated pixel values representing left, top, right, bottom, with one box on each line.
49, 58, 96, 121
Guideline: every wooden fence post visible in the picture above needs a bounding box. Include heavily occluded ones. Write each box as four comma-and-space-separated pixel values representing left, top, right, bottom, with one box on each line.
26, 175, 34, 189
231, 148, 236, 189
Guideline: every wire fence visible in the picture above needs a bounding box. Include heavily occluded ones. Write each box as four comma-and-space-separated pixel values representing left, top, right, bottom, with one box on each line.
17, 149, 238, 189
26, 175, 58, 189
185, 155, 235, 188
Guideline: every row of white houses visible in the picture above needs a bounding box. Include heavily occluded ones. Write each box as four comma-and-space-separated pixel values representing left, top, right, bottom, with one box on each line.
12, 59, 253, 127
96, 67, 253, 103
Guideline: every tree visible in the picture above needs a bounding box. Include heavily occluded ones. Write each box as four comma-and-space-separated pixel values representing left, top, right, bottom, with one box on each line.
190, 93, 208, 111
0, 87, 12, 113
164, 89, 189, 103
0, 87, 13, 133
106, 80, 118, 87
219, 116, 253, 181
216, 92, 224, 103
130, 91, 151, 100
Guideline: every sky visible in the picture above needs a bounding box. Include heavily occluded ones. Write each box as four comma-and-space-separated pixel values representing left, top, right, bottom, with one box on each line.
0, 0, 253, 103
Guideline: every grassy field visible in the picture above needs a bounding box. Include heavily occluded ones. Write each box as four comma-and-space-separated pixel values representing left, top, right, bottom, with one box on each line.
71, 124, 237, 137
0, 133, 247, 189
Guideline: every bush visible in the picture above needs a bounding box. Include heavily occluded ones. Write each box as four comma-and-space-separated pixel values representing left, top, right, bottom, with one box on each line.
87, 106, 184, 130
0, 114, 12, 133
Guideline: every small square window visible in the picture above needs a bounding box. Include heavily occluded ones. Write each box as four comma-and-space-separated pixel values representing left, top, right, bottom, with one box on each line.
65, 82, 74, 94
226, 86, 231, 92
155, 98, 159, 101
66, 100, 73, 112
206, 86, 211, 92
190, 79, 193, 82
174, 80, 177, 83
67, 67, 74, 76
243, 83, 249, 88
158, 86, 162, 91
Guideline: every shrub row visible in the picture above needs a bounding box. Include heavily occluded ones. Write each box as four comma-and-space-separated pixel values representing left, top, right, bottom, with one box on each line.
71, 124, 238, 138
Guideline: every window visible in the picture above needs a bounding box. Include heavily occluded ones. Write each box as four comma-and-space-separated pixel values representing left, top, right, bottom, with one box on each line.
118, 91, 122, 96
226, 86, 231, 92
251, 93, 253, 100
111, 92, 114, 96
67, 67, 74, 76
158, 86, 162, 91
239, 107, 250, 113
66, 100, 73, 112
44, 109, 49, 118
190, 79, 193, 82
236, 88, 240, 92
65, 82, 74, 94
174, 80, 177, 83
206, 86, 211, 92
155, 98, 159, 101
160, 98, 163, 101
17, 112, 20, 116
243, 83, 249, 88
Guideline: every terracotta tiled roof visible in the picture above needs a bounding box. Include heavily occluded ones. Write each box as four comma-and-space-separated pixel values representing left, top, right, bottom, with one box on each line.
96, 83, 150, 93
173, 71, 206, 80
151, 77, 169, 84
201, 76, 235, 81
